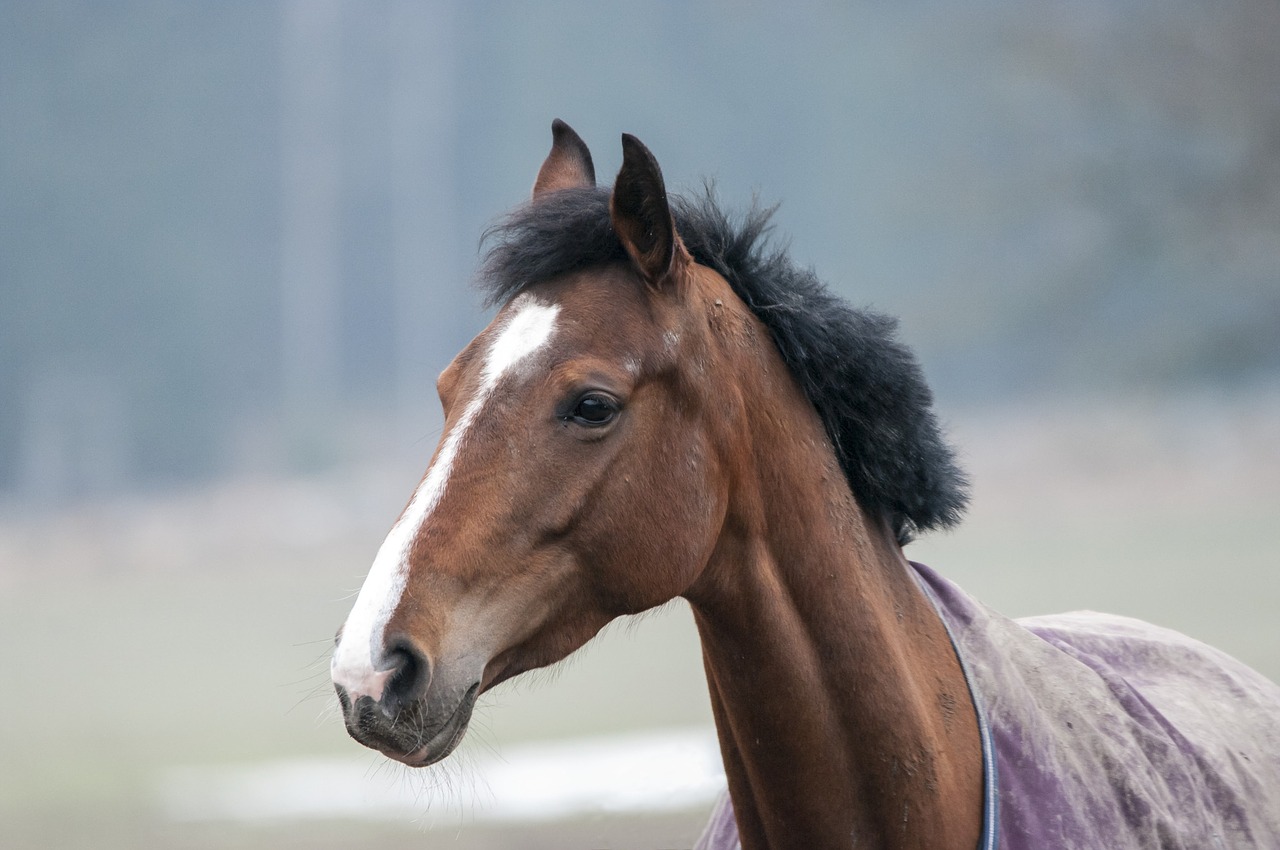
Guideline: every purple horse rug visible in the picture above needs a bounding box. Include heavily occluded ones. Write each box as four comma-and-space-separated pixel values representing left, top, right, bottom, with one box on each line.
696, 562, 1280, 849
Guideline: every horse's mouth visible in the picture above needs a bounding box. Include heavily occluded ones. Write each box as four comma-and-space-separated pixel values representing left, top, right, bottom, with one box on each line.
341, 682, 480, 768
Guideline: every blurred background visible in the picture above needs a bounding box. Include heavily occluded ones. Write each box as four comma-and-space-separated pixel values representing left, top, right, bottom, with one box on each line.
2, 1, 1277, 848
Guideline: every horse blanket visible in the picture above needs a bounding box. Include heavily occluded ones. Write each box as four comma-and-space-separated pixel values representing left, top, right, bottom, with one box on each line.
695, 562, 1280, 849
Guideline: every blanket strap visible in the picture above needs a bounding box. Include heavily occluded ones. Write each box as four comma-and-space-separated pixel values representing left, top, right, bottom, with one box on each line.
911, 562, 1000, 850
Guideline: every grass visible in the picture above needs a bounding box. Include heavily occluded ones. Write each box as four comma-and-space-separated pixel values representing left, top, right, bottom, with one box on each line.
0, 525, 715, 848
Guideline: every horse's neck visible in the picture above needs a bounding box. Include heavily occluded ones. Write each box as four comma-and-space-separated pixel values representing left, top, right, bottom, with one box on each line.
685, 399, 982, 849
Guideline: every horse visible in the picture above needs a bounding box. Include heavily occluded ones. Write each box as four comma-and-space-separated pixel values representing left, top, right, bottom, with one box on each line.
330, 120, 1280, 849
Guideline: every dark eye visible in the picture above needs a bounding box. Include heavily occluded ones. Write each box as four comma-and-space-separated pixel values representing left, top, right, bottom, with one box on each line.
570, 393, 618, 426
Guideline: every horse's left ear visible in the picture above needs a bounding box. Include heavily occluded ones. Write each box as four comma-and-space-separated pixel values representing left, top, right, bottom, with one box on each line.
611, 134, 688, 287
533, 119, 596, 198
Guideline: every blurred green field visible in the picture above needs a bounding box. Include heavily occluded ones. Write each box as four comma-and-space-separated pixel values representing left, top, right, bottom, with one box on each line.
0, 549, 715, 847
2, 397, 1277, 849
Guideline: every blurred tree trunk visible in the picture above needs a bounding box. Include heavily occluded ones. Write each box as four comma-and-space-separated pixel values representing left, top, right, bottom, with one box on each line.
388, 0, 460, 440
279, 0, 342, 427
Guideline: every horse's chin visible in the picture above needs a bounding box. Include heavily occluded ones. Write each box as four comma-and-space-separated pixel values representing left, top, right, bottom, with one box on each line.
397, 684, 480, 767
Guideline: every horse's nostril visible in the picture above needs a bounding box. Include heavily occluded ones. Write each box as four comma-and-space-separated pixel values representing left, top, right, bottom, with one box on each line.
381, 637, 431, 712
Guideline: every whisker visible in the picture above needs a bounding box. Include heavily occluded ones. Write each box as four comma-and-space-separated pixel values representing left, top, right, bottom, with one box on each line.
292, 637, 337, 648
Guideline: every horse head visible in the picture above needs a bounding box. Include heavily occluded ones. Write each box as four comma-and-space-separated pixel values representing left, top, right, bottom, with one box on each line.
330, 122, 755, 766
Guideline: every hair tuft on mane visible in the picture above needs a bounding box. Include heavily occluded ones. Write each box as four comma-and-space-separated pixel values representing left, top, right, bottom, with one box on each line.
478, 185, 968, 543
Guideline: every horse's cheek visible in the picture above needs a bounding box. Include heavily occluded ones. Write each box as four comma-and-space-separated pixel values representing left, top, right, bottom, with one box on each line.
602, 454, 721, 609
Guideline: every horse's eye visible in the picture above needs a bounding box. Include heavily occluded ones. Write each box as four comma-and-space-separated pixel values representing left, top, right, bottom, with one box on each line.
570, 394, 618, 426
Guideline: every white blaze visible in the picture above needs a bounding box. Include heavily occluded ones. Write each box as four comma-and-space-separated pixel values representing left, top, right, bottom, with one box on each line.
331, 297, 560, 700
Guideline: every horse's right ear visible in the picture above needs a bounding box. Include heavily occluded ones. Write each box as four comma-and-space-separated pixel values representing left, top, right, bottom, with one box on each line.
532, 119, 596, 198
610, 133, 687, 287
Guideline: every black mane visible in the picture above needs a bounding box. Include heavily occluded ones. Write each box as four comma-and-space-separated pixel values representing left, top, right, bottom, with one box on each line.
479, 186, 967, 543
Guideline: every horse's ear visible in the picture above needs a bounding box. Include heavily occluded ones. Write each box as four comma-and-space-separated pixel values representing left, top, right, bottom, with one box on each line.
532, 119, 596, 198
610, 133, 688, 287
